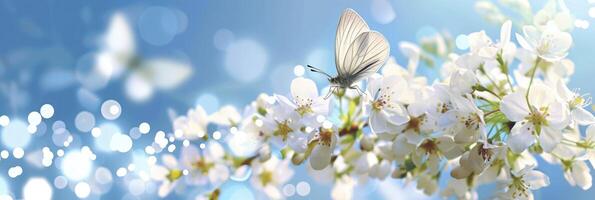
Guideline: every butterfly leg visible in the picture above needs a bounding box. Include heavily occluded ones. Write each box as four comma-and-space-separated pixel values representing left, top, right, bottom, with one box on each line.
324, 86, 336, 100
350, 85, 366, 97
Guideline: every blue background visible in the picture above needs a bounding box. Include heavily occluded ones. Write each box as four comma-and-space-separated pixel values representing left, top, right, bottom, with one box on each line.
0, 0, 594, 199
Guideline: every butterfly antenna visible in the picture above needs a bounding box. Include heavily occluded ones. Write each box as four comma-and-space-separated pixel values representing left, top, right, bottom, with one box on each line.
307, 65, 332, 79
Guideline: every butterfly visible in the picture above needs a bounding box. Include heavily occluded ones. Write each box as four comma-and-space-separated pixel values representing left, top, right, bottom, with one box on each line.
308, 8, 390, 98
95, 12, 193, 102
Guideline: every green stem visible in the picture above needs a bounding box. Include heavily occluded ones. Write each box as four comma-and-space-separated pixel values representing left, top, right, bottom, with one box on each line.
525, 58, 542, 111
506, 74, 515, 93
484, 109, 500, 118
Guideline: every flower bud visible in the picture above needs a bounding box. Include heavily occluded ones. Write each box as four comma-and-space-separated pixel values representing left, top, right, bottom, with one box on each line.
291, 153, 306, 165
360, 135, 375, 151
258, 145, 271, 162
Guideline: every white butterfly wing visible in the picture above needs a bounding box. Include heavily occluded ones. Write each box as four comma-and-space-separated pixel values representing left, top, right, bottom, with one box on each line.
335, 9, 370, 76
104, 12, 135, 60
341, 31, 390, 82
136, 59, 193, 90
99, 12, 136, 78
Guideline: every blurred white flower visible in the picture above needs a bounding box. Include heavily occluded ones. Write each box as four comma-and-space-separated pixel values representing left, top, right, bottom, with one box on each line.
579, 125, 595, 169
533, 0, 574, 31
441, 178, 477, 200
331, 175, 356, 200
173, 105, 209, 140
515, 23, 572, 61
179, 143, 229, 187
417, 173, 438, 195
251, 156, 294, 199
209, 105, 242, 126
150, 154, 184, 198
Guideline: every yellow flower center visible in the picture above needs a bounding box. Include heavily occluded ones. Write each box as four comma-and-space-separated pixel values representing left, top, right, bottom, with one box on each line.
166, 169, 183, 182
259, 170, 273, 186
294, 96, 314, 116
419, 139, 438, 155
402, 114, 426, 134
525, 107, 549, 134
569, 96, 585, 110
509, 175, 530, 199
274, 120, 294, 141
192, 158, 214, 174
318, 129, 334, 147
459, 113, 482, 130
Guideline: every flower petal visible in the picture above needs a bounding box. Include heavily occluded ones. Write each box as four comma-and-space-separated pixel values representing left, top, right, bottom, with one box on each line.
370, 111, 389, 134
507, 122, 535, 153
384, 104, 410, 126
524, 170, 550, 190
572, 108, 595, 125
291, 77, 318, 100
539, 126, 562, 152
501, 92, 530, 122
500, 20, 512, 44
571, 161, 592, 190
310, 144, 332, 170
516, 33, 534, 51
288, 132, 309, 153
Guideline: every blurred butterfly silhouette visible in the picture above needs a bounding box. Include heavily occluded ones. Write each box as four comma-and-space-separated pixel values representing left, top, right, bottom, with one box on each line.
95, 12, 192, 102
308, 9, 390, 98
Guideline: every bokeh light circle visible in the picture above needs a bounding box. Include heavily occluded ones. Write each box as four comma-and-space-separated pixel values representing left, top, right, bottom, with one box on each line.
52, 128, 72, 147
61, 151, 92, 181
195, 93, 219, 114
455, 34, 469, 50
75, 111, 96, 132
296, 181, 311, 196
95, 167, 113, 185
1, 119, 31, 149
23, 177, 52, 200
283, 184, 295, 197
95, 123, 121, 152
224, 39, 268, 83
213, 29, 235, 51
53, 176, 68, 189
101, 100, 121, 120
219, 183, 255, 200
370, 0, 396, 24
0, 116, 9, 127
74, 182, 91, 198
138, 6, 179, 46
27, 112, 42, 126
39, 104, 54, 119
110, 134, 133, 153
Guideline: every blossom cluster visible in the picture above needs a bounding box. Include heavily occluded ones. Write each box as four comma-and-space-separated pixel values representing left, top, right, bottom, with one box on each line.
155, 2, 595, 200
